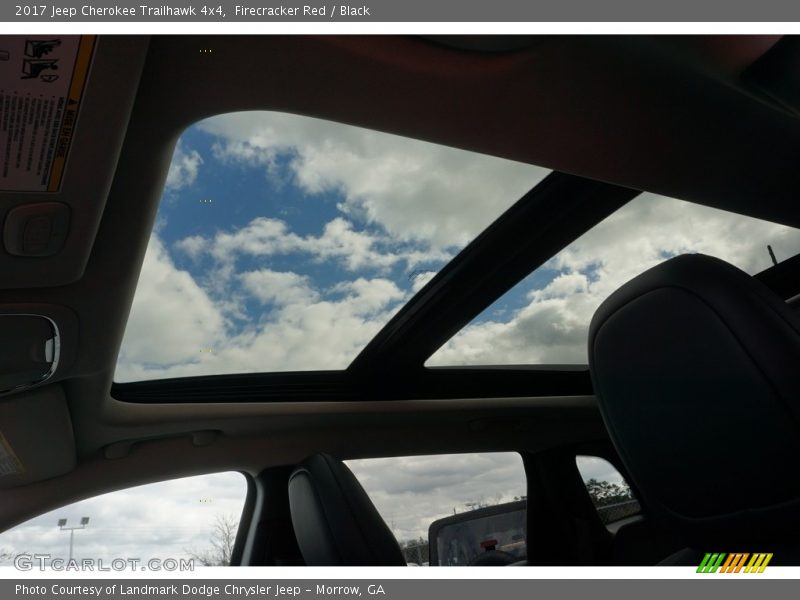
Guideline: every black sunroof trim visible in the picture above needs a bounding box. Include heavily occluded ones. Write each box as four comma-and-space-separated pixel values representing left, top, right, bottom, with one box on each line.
111, 366, 593, 404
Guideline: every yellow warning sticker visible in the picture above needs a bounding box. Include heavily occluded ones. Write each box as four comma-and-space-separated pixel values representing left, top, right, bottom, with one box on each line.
0, 35, 96, 193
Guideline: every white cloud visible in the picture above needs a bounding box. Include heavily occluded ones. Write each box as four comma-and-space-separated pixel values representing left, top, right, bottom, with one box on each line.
165, 143, 203, 191
174, 235, 207, 260
219, 276, 404, 374
239, 270, 318, 306
117, 228, 409, 380
329, 278, 405, 315
533, 272, 589, 300
410, 270, 437, 293
117, 235, 226, 379
309, 218, 399, 271
207, 217, 298, 262
199, 112, 549, 250
179, 216, 450, 274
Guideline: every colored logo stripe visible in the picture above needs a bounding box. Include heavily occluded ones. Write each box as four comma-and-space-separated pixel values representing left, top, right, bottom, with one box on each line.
697, 553, 725, 573
697, 553, 772, 573
745, 553, 773, 573
720, 553, 749, 573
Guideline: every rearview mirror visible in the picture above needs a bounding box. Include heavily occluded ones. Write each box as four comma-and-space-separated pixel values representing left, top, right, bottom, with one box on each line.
428, 499, 526, 566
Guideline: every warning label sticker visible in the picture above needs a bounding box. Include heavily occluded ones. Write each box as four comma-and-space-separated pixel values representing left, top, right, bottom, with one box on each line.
0, 35, 95, 193
0, 431, 23, 476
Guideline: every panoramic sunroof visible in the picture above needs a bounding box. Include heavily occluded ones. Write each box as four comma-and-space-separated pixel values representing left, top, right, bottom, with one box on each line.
115, 112, 550, 382
427, 193, 800, 367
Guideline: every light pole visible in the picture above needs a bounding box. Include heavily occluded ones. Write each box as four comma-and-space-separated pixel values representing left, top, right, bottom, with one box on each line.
58, 517, 89, 561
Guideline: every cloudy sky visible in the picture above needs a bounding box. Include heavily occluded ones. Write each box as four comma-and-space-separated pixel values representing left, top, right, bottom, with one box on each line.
5, 111, 799, 565
0, 472, 248, 565
114, 111, 548, 382
114, 111, 800, 381
351, 453, 626, 545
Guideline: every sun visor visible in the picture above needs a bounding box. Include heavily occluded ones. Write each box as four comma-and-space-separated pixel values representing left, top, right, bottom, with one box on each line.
0, 35, 148, 288
0, 384, 75, 489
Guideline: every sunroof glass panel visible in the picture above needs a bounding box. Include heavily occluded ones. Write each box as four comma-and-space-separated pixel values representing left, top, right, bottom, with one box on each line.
115, 111, 550, 382
427, 193, 800, 367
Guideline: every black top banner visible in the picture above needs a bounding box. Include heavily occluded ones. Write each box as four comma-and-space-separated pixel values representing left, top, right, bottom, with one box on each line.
4, 0, 800, 22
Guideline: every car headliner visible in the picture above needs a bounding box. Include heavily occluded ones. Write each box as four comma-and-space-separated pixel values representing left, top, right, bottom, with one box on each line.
0, 34, 799, 531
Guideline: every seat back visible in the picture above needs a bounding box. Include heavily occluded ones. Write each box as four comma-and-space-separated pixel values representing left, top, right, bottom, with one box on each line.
589, 254, 800, 550
288, 453, 406, 566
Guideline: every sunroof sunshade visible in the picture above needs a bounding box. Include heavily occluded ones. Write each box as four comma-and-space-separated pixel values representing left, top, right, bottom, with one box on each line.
115, 112, 550, 382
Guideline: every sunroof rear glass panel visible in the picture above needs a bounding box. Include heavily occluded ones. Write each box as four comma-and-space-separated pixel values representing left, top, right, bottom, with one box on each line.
115, 112, 550, 382
427, 193, 800, 367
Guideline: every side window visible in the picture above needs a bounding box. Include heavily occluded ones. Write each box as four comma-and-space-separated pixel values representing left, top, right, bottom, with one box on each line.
575, 455, 640, 526
0, 472, 248, 568
346, 452, 526, 566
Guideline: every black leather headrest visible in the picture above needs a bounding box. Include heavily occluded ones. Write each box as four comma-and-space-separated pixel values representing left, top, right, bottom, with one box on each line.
589, 254, 800, 546
288, 453, 406, 566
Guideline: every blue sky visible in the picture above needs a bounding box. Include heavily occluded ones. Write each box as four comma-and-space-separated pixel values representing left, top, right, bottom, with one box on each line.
161, 127, 444, 339
162, 125, 557, 336
115, 111, 800, 382
165, 128, 446, 294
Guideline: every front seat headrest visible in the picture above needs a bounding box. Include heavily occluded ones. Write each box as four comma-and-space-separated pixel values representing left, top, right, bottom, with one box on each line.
288, 453, 406, 566
589, 254, 800, 547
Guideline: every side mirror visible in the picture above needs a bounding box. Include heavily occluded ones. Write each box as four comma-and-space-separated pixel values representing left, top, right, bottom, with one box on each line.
428, 500, 526, 566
